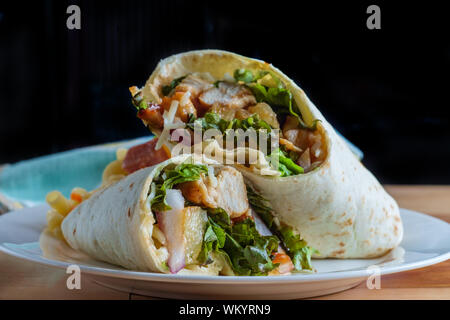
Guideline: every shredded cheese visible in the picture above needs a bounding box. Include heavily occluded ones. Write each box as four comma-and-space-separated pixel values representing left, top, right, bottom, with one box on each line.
165, 100, 179, 124
180, 91, 191, 106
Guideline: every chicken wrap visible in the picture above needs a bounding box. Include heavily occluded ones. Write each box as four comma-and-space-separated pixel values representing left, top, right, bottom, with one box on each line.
128, 49, 403, 259
61, 154, 302, 275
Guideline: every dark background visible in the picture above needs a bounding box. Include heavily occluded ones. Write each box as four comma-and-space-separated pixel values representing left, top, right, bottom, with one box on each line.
0, 1, 449, 184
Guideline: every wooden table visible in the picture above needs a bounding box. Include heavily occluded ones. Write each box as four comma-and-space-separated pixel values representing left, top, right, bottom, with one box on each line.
0, 185, 449, 300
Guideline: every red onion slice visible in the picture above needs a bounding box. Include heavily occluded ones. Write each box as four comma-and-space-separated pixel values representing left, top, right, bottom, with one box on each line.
156, 189, 186, 274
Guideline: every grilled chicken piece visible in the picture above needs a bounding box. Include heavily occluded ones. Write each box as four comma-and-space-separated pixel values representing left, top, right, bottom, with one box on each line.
282, 115, 300, 134
175, 75, 213, 115
214, 167, 249, 218
178, 167, 249, 218
282, 115, 326, 169
208, 105, 253, 121
176, 75, 213, 97
161, 91, 197, 122
177, 178, 217, 208
199, 82, 256, 110
209, 103, 237, 121
247, 103, 280, 128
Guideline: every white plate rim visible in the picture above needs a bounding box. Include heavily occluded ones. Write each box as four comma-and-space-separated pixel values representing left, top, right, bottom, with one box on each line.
1, 208, 449, 284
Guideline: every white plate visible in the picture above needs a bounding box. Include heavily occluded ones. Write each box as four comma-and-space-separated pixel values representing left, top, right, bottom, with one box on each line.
0, 206, 449, 299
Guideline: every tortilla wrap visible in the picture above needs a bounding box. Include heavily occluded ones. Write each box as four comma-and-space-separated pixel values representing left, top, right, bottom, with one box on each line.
61, 154, 223, 274
141, 50, 403, 258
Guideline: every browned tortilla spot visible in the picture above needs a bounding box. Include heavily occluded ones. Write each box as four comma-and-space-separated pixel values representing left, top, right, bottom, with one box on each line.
394, 225, 399, 235
127, 208, 131, 218
129, 183, 134, 189
331, 249, 345, 256
339, 242, 345, 247
73, 228, 76, 236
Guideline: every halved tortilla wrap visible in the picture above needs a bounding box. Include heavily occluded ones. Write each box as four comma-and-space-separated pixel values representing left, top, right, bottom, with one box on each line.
61, 154, 225, 275
134, 49, 403, 258
61, 153, 297, 275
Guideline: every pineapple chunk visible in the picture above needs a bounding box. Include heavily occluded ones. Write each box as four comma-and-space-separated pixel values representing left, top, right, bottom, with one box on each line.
183, 206, 208, 265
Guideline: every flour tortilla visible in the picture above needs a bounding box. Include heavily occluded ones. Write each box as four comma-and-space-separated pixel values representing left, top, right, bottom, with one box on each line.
142, 50, 403, 258
61, 154, 223, 273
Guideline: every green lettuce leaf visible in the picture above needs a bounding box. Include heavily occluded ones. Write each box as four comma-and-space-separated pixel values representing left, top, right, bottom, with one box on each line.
150, 162, 208, 212
279, 226, 318, 271
187, 112, 272, 134
233, 69, 319, 130
161, 75, 188, 96
197, 211, 280, 276
246, 185, 317, 271
269, 148, 304, 177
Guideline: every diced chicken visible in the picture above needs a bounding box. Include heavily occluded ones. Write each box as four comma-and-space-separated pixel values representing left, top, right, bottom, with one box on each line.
298, 148, 311, 171
199, 82, 256, 110
282, 115, 326, 167
178, 167, 249, 218
283, 116, 314, 151
210, 103, 237, 121
122, 138, 170, 174
235, 108, 252, 120
175, 75, 213, 115
214, 167, 249, 218
208, 104, 252, 121
176, 75, 213, 97
279, 138, 302, 153
282, 115, 300, 134
161, 91, 197, 123
247, 103, 280, 128
178, 178, 217, 208
309, 130, 324, 161
137, 103, 164, 130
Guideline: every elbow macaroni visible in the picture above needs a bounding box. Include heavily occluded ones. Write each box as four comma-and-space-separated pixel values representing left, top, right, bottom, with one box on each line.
45, 148, 130, 239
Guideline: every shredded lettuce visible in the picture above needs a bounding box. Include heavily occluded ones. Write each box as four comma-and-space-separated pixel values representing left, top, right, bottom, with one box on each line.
269, 148, 304, 177
197, 208, 280, 276
246, 185, 317, 271
161, 75, 188, 96
279, 226, 318, 271
187, 112, 272, 134
150, 162, 208, 212
233, 69, 319, 130
130, 88, 147, 111
234, 69, 255, 83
